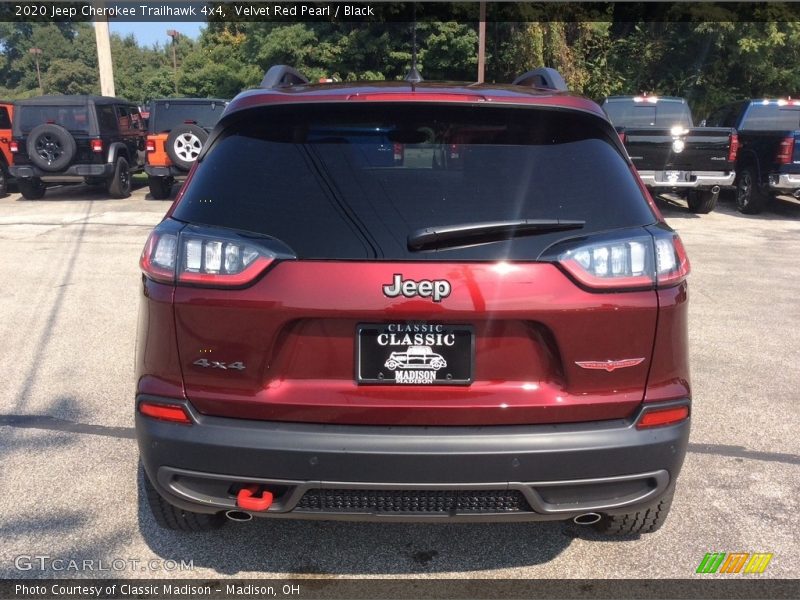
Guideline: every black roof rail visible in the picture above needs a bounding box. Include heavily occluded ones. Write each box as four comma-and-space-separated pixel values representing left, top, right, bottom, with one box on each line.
512, 67, 568, 92
260, 65, 309, 89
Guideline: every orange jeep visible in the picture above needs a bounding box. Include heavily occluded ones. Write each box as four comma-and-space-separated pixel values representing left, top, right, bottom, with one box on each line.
145, 98, 227, 199
0, 101, 13, 196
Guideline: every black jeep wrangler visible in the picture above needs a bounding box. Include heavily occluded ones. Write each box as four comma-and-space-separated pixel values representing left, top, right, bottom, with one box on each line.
9, 95, 146, 200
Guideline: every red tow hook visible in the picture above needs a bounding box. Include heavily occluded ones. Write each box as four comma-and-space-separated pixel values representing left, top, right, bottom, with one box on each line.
236, 486, 274, 512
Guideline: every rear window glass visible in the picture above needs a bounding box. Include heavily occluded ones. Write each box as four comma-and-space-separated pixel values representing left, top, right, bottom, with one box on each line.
741, 104, 800, 131
16, 105, 90, 134
150, 101, 225, 132
603, 100, 693, 128
174, 104, 655, 261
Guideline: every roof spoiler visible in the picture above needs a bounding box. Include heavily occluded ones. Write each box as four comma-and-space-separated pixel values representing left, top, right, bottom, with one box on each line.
260, 65, 309, 89
512, 67, 568, 92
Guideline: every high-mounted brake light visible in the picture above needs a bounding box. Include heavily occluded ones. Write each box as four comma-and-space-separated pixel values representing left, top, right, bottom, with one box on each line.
637, 405, 689, 429
140, 223, 276, 287
728, 133, 739, 162
146, 139, 156, 153
90, 139, 103, 153
775, 136, 794, 165
556, 231, 690, 291
138, 401, 192, 424
9, 141, 18, 153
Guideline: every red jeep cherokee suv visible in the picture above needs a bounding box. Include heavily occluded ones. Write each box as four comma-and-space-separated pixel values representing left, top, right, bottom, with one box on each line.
136, 66, 691, 535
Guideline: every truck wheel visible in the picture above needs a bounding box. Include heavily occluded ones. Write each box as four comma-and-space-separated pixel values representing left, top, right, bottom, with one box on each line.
148, 176, 173, 199
107, 157, 131, 198
736, 168, 767, 214
686, 189, 718, 214
18, 178, 46, 200
593, 485, 675, 536
140, 464, 226, 531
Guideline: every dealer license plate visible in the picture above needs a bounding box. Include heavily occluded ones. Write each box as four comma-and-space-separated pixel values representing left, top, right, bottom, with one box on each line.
356, 323, 474, 385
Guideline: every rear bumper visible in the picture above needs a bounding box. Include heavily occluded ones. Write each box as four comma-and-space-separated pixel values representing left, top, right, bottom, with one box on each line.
768, 173, 800, 192
638, 170, 735, 188
136, 396, 690, 522
145, 165, 186, 178
10, 163, 114, 181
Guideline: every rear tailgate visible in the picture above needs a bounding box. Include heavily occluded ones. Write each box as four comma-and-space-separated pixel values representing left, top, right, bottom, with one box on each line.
622, 126, 734, 172
167, 101, 662, 427
173, 261, 657, 425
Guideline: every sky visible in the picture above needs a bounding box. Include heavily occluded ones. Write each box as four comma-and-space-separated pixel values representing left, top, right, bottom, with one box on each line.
106, 22, 205, 47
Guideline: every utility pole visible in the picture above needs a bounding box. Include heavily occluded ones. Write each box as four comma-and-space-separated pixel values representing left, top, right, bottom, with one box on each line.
478, 1, 486, 83
29, 48, 43, 94
94, 19, 116, 96
167, 30, 180, 94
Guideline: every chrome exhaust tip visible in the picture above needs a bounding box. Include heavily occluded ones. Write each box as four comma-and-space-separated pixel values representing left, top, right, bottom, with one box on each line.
572, 512, 603, 525
793, 189, 800, 199
710, 186, 721, 195
225, 510, 253, 522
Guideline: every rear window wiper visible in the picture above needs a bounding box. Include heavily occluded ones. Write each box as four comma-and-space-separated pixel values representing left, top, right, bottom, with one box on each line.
407, 219, 585, 251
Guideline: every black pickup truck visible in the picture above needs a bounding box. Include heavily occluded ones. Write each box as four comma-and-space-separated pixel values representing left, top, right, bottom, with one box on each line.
704, 99, 800, 214
602, 96, 737, 213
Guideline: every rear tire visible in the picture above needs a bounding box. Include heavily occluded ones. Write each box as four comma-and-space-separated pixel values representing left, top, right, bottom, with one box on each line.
686, 189, 718, 214
148, 175, 173, 199
18, 178, 46, 200
593, 485, 675, 536
140, 465, 226, 531
0, 163, 8, 196
736, 167, 767, 214
107, 157, 131, 199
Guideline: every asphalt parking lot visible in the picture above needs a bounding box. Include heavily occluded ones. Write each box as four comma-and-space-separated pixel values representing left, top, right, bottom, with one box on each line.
0, 181, 798, 580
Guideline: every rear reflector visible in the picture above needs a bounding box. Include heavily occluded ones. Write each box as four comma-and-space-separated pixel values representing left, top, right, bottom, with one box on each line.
139, 402, 192, 424
637, 405, 689, 429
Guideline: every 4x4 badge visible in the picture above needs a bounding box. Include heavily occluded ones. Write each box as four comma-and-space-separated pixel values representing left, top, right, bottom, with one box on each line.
383, 274, 451, 303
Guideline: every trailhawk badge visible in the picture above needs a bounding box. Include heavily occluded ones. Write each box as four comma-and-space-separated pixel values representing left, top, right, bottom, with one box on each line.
382, 274, 451, 303
356, 323, 473, 385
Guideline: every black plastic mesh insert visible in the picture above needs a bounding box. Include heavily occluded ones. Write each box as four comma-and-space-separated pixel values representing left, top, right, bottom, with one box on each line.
295, 489, 531, 513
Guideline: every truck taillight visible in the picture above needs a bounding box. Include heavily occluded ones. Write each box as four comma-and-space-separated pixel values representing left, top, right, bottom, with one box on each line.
393, 142, 404, 162
556, 231, 690, 291
90, 139, 103, 153
775, 136, 794, 165
618, 131, 626, 145
9, 141, 18, 153
146, 139, 156, 153
140, 222, 276, 287
727, 133, 739, 162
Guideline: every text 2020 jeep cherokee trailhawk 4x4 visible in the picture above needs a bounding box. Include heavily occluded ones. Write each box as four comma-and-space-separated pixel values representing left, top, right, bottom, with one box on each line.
136, 66, 691, 535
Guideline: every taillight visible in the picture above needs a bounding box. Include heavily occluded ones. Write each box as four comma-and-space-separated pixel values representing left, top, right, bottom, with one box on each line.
449, 144, 460, 159
90, 139, 103, 153
9, 141, 18, 153
637, 405, 689, 429
138, 401, 192, 424
146, 139, 156, 153
775, 136, 794, 165
555, 231, 690, 291
393, 142, 404, 162
618, 131, 626, 145
140, 222, 277, 287
727, 133, 739, 162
